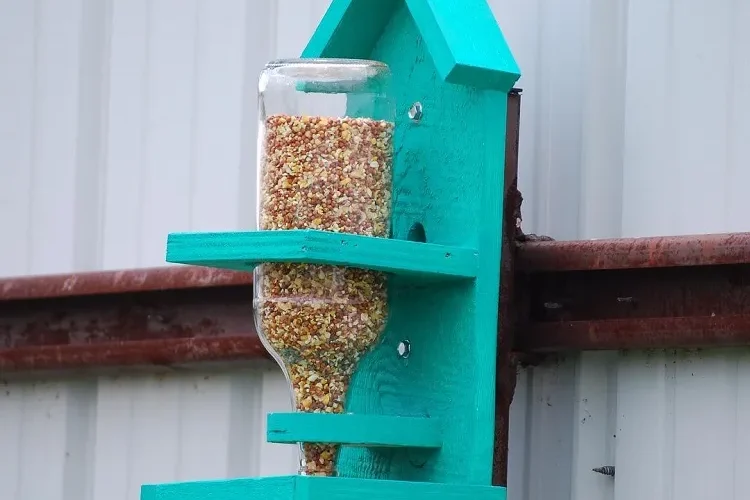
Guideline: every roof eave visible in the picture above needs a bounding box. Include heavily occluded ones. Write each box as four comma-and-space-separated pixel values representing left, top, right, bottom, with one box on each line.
302, 0, 521, 93
406, 0, 521, 92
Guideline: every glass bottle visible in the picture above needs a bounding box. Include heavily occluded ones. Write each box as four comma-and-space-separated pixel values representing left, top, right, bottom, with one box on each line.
253, 58, 395, 476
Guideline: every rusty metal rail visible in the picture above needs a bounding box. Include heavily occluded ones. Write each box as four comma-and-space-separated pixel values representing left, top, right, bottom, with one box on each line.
517, 232, 750, 271
0, 267, 264, 371
2, 233, 748, 370
514, 233, 750, 353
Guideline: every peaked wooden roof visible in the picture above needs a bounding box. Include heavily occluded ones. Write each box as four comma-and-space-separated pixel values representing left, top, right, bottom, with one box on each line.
302, 0, 521, 92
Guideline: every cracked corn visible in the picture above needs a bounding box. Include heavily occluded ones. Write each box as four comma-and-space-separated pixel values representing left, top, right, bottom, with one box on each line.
256, 114, 394, 476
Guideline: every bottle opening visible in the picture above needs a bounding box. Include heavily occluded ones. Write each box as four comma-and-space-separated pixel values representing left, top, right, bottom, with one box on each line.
264, 58, 390, 86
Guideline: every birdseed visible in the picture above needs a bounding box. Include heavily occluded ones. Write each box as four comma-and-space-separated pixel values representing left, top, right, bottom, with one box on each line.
255, 114, 394, 476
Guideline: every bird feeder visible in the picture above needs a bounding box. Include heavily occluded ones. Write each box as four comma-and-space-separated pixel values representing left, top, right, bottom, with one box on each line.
142, 0, 520, 498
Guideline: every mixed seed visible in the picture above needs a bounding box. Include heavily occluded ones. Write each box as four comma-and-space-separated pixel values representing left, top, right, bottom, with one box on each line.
255, 114, 394, 476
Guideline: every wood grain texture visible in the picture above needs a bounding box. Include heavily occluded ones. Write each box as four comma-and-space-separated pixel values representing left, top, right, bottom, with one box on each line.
141, 476, 507, 500
267, 413, 442, 448
306, 4, 514, 486
302, 0, 400, 60
166, 230, 478, 280
406, 0, 520, 91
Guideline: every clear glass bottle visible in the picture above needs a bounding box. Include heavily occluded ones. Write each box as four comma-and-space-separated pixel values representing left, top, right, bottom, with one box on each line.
253, 59, 395, 477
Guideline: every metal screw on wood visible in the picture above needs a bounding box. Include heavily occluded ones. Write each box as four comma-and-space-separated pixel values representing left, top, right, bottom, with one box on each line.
592, 466, 615, 477
408, 102, 423, 121
397, 340, 411, 358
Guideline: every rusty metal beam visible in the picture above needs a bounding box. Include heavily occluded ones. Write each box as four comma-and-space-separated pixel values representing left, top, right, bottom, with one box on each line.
0, 265, 253, 299
0, 267, 264, 372
517, 232, 750, 272
514, 233, 750, 353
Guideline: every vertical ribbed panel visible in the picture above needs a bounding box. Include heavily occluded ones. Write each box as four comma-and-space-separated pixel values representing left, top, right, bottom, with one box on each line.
0, 367, 296, 500
0, 0, 331, 276
496, 0, 750, 497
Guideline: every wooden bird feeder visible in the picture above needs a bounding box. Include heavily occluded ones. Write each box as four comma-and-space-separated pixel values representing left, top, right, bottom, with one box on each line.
141, 0, 520, 498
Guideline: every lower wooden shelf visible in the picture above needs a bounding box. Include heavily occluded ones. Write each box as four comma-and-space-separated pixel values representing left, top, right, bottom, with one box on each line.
141, 475, 507, 500
266, 413, 442, 448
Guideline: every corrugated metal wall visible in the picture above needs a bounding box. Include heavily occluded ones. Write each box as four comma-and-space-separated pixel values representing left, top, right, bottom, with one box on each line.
0, 365, 298, 500
1, 0, 750, 499
506, 0, 750, 498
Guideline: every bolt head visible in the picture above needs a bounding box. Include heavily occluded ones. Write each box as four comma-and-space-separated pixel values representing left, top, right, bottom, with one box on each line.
408, 102, 423, 121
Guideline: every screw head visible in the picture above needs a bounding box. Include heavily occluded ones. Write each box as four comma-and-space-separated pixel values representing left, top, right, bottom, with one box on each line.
408, 102, 423, 121
397, 340, 411, 358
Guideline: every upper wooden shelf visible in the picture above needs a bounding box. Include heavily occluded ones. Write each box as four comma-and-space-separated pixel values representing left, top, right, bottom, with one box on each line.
166, 230, 479, 282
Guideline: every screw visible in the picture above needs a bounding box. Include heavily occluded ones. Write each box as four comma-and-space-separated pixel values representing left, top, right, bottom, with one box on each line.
592, 466, 615, 477
408, 102, 423, 121
397, 340, 411, 359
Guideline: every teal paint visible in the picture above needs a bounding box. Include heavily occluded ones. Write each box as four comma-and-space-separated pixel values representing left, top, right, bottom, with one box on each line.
151, 0, 520, 498
302, 0, 400, 61
166, 230, 478, 281
142, 476, 507, 500
142, 477, 296, 500
267, 413, 442, 448
406, 0, 521, 91
303, 0, 520, 92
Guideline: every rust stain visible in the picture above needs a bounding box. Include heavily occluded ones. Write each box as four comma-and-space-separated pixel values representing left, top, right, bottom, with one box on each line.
493, 89, 522, 487
519, 316, 750, 352
0, 266, 253, 301
0, 337, 267, 371
516, 250, 750, 352
0, 283, 267, 372
517, 232, 750, 272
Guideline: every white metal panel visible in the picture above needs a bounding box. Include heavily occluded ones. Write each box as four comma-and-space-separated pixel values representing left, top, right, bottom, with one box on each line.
0, 0, 329, 276
501, 0, 750, 496
0, 0, 592, 267
0, 366, 296, 500
510, 350, 750, 500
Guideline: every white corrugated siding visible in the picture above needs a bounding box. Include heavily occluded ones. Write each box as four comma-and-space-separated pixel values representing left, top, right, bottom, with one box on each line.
0, 364, 299, 500
504, 0, 750, 498
1, 0, 750, 499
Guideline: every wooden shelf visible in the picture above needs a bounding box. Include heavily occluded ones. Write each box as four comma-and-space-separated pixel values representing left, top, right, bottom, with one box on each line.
141, 476, 507, 500
166, 230, 478, 282
266, 413, 442, 448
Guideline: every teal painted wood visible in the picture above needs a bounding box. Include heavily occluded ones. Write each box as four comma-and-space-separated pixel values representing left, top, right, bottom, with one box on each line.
405, 0, 521, 91
166, 230, 478, 281
145, 0, 520, 498
301, 1, 517, 487
267, 413, 442, 448
302, 0, 400, 62
142, 477, 296, 500
141, 476, 506, 500
302, 0, 520, 92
